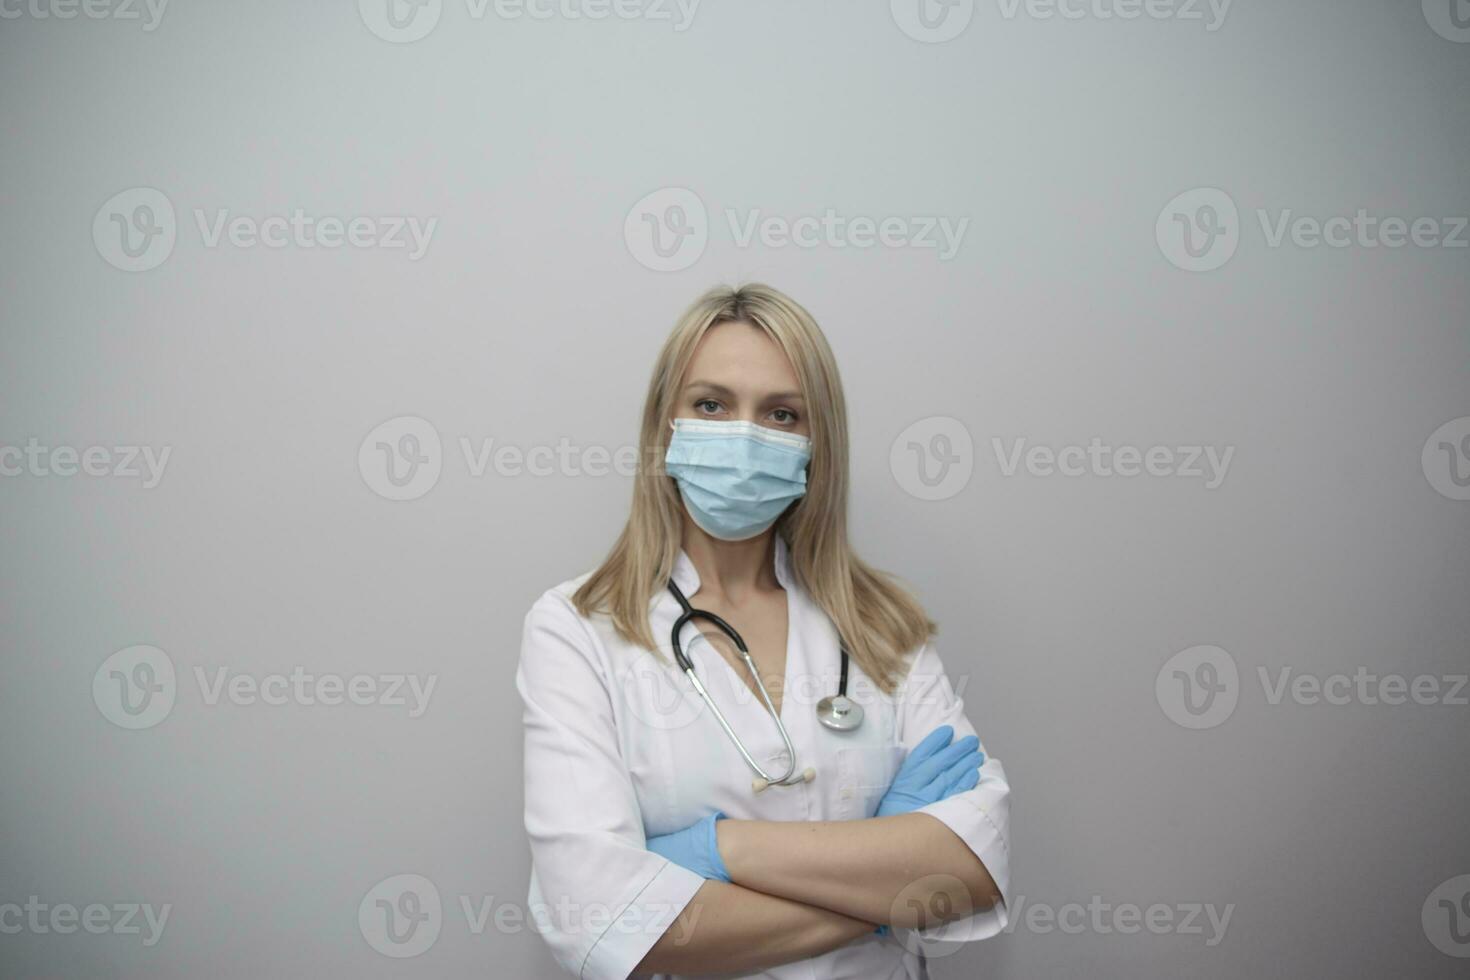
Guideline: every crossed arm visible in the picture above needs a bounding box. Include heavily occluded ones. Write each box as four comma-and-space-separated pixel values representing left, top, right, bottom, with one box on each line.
520, 605, 1008, 979
635, 725, 1001, 980
635, 812, 998, 975
633, 881, 874, 977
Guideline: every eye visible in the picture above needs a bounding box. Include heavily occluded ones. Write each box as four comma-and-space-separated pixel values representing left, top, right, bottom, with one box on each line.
694, 398, 724, 416
769, 408, 799, 425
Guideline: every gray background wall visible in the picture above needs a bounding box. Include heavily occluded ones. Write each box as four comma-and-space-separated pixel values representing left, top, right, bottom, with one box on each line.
2, 1, 1468, 977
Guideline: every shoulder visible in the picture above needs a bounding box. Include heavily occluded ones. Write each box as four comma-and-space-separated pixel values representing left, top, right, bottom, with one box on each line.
894, 639, 951, 694
518, 570, 616, 682
524, 570, 595, 622
519, 570, 593, 650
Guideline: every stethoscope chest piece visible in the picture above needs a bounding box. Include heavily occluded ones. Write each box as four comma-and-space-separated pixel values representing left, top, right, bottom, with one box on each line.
816, 694, 864, 732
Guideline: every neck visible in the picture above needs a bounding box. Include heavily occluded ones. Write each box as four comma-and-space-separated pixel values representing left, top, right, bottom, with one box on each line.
681, 518, 779, 602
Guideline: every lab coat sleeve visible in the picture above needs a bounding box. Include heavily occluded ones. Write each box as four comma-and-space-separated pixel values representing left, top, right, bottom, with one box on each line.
517, 591, 706, 980
894, 640, 1012, 943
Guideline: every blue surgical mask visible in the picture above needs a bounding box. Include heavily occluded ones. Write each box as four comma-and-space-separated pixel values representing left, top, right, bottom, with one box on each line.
664, 419, 811, 541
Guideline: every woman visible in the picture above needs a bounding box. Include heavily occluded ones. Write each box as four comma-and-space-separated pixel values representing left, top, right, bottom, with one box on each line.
517, 284, 1011, 979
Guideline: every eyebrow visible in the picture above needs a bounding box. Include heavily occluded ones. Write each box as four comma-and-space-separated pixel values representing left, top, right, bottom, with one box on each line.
684, 380, 805, 401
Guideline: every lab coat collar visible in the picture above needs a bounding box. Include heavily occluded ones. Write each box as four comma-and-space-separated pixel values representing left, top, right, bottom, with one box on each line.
670, 534, 794, 596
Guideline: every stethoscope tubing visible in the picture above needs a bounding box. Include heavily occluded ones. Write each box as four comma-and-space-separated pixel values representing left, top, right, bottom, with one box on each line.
667, 580, 854, 788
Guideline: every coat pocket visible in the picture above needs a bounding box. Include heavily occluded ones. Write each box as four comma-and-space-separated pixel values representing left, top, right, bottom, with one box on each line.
834, 743, 907, 819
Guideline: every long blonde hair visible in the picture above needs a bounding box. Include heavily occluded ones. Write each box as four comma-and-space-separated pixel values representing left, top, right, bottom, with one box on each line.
572, 283, 933, 692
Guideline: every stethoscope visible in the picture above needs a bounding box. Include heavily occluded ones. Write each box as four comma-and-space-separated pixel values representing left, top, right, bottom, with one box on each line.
667, 580, 864, 793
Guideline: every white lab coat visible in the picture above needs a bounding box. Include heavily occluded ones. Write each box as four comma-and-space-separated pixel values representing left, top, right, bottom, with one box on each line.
517, 537, 1012, 979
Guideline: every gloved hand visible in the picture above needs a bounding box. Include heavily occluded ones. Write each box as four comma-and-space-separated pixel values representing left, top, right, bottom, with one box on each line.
645, 811, 731, 883
872, 725, 984, 937
875, 724, 985, 818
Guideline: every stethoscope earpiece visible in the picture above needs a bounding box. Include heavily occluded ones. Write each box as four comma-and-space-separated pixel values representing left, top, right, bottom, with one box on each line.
752, 768, 816, 794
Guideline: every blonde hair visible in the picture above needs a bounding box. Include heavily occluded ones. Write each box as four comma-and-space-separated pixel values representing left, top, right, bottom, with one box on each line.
572, 283, 933, 693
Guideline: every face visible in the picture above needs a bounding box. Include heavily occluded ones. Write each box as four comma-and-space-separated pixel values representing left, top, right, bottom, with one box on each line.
674, 321, 809, 437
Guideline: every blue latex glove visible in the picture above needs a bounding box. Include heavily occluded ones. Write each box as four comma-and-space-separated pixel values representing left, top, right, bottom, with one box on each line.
645, 812, 731, 883
875, 724, 985, 818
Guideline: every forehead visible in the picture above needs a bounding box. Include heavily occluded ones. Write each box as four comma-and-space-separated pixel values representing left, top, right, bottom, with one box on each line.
685, 321, 799, 388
